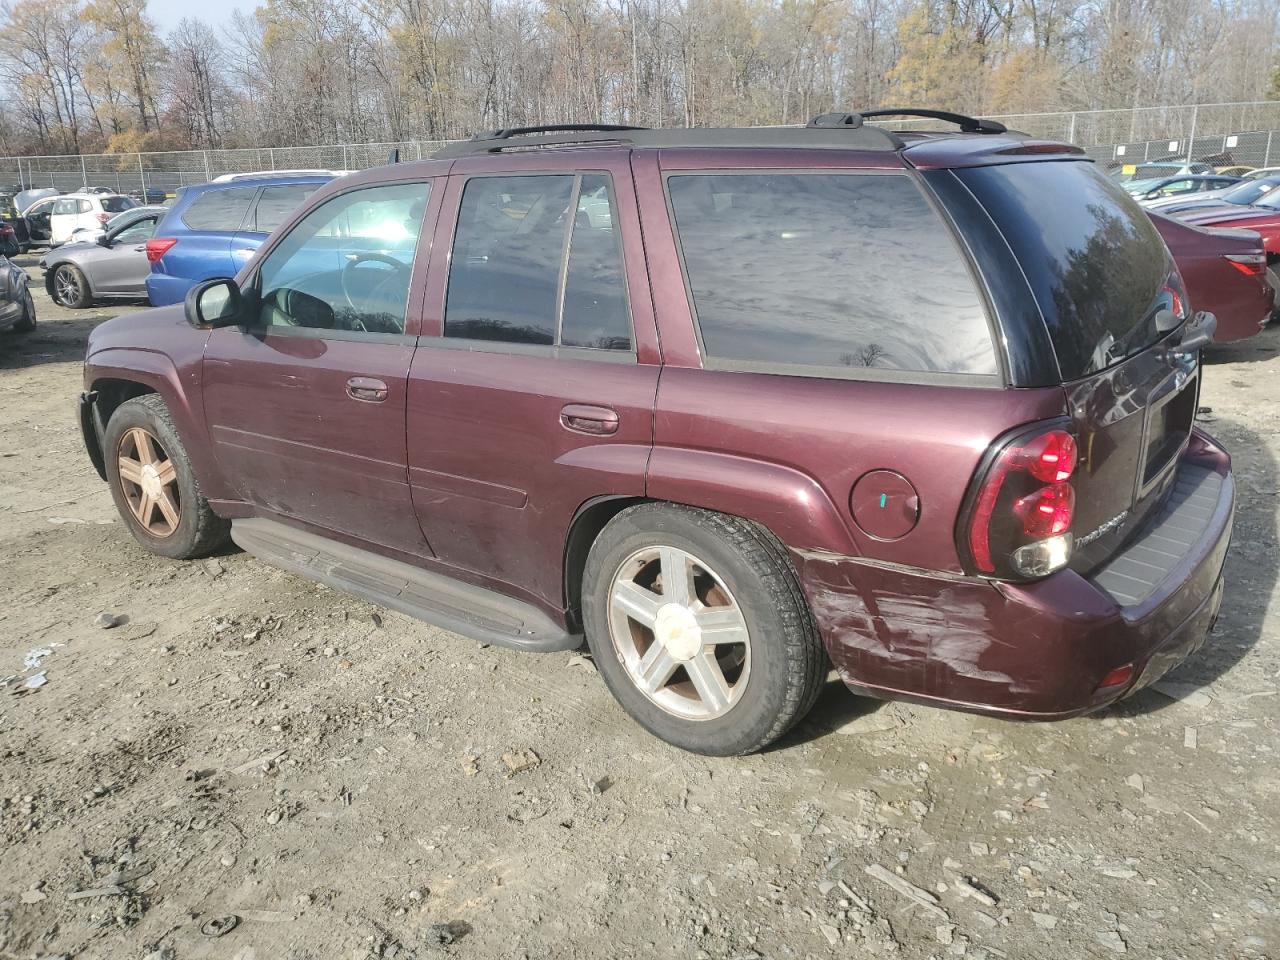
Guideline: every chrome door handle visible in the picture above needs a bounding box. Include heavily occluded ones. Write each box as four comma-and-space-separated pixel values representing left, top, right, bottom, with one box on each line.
560, 404, 619, 436
346, 377, 389, 403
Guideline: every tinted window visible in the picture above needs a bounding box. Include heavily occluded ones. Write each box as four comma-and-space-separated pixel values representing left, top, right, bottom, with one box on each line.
112, 217, 157, 243
181, 188, 253, 231
76, 199, 92, 214
561, 175, 630, 350
957, 161, 1172, 380
101, 196, 136, 213
53, 198, 76, 215
252, 184, 320, 233
667, 173, 995, 375
255, 181, 430, 335
1221, 180, 1276, 205
445, 175, 573, 345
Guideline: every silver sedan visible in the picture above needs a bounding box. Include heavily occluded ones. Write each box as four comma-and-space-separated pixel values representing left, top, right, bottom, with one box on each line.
40, 206, 165, 308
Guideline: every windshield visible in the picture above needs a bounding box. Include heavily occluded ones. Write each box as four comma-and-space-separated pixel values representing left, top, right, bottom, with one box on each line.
101, 196, 137, 213
957, 160, 1174, 381
1221, 179, 1280, 206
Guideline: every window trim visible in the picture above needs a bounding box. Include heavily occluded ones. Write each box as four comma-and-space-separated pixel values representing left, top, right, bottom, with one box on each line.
437, 170, 637, 362
246, 179, 436, 341
661, 167, 1005, 388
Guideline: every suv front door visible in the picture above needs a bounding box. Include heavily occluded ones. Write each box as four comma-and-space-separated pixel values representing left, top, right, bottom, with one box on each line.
407, 152, 660, 610
202, 179, 440, 556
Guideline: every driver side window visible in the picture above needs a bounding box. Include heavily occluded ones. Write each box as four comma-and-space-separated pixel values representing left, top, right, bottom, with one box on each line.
255, 181, 432, 336
113, 219, 156, 244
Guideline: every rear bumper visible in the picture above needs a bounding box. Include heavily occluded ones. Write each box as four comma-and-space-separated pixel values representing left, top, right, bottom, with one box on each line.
796, 429, 1234, 719
145, 273, 191, 307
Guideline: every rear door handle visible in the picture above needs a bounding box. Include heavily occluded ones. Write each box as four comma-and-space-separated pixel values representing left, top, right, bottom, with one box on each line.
560, 404, 619, 436
346, 377, 388, 403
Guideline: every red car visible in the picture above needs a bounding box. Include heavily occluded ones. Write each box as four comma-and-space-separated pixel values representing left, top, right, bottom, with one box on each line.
1150, 212, 1275, 341
79, 113, 1234, 755
1176, 192, 1280, 294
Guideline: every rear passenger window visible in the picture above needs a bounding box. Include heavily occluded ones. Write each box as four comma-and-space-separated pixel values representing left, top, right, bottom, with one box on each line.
252, 184, 320, 233
181, 189, 253, 232
445, 173, 631, 351
667, 173, 997, 377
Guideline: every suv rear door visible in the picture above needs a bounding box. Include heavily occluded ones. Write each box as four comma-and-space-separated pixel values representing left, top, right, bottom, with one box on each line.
405, 150, 659, 610
230, 182, 326, 273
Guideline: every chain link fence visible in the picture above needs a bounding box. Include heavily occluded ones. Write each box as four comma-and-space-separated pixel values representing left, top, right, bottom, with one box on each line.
5, 100, 1280, 197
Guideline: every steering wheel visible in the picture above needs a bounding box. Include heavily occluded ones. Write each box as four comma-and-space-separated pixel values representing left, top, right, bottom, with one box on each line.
340, 251, 410, 325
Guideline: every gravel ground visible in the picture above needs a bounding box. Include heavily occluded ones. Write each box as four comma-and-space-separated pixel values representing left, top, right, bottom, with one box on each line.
1, 256, 1278, 960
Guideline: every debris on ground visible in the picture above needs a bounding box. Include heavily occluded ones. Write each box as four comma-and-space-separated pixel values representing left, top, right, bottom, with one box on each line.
94, 611, 124, 629
501, 749, 541, 777
863, 864, 949, 920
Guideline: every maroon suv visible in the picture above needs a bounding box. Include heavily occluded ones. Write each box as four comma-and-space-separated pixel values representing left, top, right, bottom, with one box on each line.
79, 112, 1235, 755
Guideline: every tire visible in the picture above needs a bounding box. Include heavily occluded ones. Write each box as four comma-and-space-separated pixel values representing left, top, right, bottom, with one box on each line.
582, 503, 827, 755
103, 394, 230, 560
51, 262, 92, 308
12, 287, 34, 333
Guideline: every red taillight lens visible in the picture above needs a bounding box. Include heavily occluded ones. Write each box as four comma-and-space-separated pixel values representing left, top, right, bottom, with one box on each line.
1224, 253, 1267, 278
95, 212, 110, 224
965, 426, 1078, 579
1014, 483, 1075, 538
145, 237, 177, 264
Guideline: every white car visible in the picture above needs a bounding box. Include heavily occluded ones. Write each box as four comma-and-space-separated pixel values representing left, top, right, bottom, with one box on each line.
41, 193, 138, 245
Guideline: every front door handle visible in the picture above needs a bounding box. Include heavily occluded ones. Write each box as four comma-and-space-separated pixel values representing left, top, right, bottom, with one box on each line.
560, 404, 619, 436
347, 377, 388, 403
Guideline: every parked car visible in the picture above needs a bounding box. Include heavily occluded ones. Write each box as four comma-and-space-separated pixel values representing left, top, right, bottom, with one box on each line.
1145, 175, 1280, 216
66, 204, 166, 245
1114, 161, 1214, 186
15, 187, 59, 213
1150, 212, 1274, 340
1131, 174, 1242, 204
0, 194, 33, 252
145, 173, 334, 306
128, 187, 168, 204
41, 206, 167, 308
24, 192, 138, 247
1215, 165, 1255, 177
80, 113, 1234, 756
1242, 166, 1280, 180
1174, 190, 1280, 293
0, 254, 35, 335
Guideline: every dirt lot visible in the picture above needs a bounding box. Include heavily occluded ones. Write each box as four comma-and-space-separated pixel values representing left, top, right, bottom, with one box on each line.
1, 256, 1278, 960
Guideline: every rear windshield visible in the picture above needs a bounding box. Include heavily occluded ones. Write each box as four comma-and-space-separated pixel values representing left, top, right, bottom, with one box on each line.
957, 161, 1173, 381
101, 196, 137, 213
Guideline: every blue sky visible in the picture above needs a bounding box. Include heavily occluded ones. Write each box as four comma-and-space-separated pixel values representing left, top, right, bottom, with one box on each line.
147, 0, 260, 32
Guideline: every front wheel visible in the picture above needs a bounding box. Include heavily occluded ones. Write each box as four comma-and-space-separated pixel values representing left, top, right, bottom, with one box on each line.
582, 503, 827, 755
52, 263, 92, 308
12, 288, 34, 332
103, 394, 230, 559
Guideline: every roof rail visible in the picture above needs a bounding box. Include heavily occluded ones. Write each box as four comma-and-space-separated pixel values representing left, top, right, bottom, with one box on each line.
857, 108, 1008, 134
433, 121, 903, 158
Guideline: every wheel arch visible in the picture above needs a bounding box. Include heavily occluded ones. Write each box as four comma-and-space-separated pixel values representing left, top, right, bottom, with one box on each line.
563, 495, 649, 631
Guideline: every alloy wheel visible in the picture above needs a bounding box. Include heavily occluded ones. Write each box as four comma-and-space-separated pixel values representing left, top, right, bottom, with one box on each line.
116, 426, 181, 538
607, 545, 751, 720
54, 266, 80, 306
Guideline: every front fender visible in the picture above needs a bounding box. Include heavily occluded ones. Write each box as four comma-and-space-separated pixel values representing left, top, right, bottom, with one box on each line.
85, 346, 234, 502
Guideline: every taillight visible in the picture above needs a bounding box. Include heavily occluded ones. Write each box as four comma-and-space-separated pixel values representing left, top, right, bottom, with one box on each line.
146, 237, 177, 264
963, 423, 1079, 580
1224, 253, 1267, 278
95, 212, 110, 224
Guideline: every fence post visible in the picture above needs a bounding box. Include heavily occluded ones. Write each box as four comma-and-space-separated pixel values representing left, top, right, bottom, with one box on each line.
1067, 112, 1076, 144
1185, 104, 1197, 164
80, 155, 87, 187
268, 147, 275, 170
203, 150, 211, 181
1266, 131, 1273, 167
342, 144, 349, 170
138, 153, 147, 198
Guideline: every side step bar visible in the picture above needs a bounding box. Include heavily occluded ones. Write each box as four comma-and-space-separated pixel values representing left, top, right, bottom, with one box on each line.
231, 518, 582, 653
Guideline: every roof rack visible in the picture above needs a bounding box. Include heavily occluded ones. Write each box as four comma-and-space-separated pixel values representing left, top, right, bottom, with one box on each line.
433, 120, 904, 158
857, 108, 1008, 134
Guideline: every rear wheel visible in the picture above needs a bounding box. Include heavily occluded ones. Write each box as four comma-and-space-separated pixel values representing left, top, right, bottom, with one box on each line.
582, 503, 826, 755
12, 288, 34, 332
52, 263, 92, 308
104, 395, 230, 559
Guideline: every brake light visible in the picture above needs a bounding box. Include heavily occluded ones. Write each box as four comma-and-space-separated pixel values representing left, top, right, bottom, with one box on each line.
964, 425, 1079, 579
95, 212, 110, 224
1224, 253, 1267, 278
146, 237, 177, 263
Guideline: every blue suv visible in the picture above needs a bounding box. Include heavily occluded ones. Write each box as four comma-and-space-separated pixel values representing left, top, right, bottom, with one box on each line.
146, 172, 336, 306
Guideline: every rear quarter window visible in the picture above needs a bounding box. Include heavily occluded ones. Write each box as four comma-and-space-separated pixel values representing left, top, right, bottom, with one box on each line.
666, 172, 998, 378
181, 188, 254, 232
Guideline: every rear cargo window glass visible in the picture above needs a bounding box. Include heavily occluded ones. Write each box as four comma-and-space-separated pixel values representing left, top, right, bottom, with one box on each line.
181, 188, 253, 232
956, 161, 1172, 380
101, 196, 135, 213
666, 173, 997, 376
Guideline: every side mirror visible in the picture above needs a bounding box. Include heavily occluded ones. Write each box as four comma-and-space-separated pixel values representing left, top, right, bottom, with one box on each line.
185, 278, 244, 329
1168, 311, 1217, 356
96, 233, 111, 247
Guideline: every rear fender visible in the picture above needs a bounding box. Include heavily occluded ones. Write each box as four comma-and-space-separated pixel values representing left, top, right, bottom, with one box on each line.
86, 347, 235, 502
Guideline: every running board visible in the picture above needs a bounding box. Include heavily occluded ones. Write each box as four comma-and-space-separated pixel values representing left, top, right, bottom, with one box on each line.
231, 518, 582, 653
